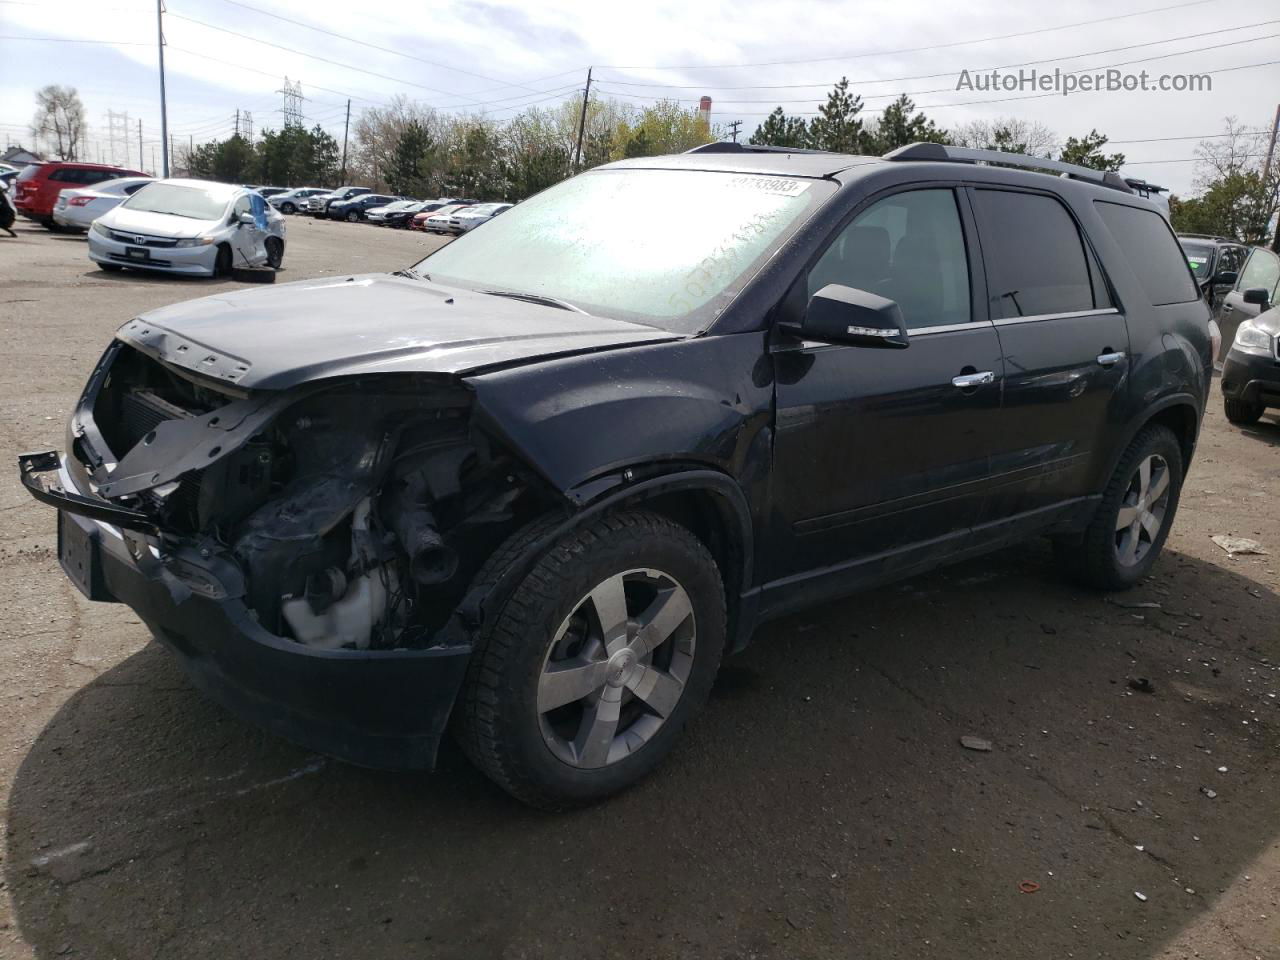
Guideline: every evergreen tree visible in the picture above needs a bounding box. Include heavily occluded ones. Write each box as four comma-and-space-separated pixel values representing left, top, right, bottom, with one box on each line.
867, 95, 949, 154
749, 107, 810, 148
388, 120, 436, 196
807, 78, 867, 153
1058, 130, 1125, 172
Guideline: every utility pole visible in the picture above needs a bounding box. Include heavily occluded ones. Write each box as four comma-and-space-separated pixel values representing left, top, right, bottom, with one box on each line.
340, 98, 350, 184
727, 120, 742, 143
137, 118, 143, 171
1265, 103, 1280, 252
573, 67, 593, 171
235, 109, 240, 138
156, 0, 169, 177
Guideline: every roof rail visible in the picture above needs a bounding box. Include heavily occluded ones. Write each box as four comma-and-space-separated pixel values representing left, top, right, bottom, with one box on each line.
684, 141, 829, 155
1123, 177, 1168, 198
884, 142, 1133, 194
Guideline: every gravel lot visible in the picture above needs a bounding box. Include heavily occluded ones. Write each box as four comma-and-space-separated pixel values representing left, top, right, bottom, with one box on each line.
1, 218, 1278, 960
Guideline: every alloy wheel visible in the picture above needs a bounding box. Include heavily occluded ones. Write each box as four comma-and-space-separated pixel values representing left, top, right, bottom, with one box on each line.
1114, 454, 1170, 567
537, 569, 695, 769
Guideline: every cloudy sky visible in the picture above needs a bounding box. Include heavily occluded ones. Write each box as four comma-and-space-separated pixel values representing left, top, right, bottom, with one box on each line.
2, 0, 1278, 193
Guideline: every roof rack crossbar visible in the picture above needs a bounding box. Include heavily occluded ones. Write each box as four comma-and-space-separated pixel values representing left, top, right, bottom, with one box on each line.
684, 141, 829, 155
884, 142, 1133, 194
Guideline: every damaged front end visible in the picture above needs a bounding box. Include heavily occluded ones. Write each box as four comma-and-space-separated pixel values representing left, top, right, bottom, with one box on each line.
20, 340, 560, 767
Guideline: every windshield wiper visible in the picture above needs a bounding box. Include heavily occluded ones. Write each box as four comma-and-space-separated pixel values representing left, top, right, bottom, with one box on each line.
145, 210, 202, 219
393, 267, 428, 281
479, 289, 587, 313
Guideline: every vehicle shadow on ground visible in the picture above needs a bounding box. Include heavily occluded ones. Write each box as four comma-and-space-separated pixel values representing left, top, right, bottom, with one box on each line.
1237, 416, 1280, 447
6, 543, 1278, 959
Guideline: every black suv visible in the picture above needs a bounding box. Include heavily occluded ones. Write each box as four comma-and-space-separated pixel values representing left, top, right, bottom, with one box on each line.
306, 185, 370, 217
19, 143, 1214, 808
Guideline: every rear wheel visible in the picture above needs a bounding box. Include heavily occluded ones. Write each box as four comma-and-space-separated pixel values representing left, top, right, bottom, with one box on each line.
1055, 424, 1183, 590
457, 511, 725, 809
1224, 398, 1264, 425
264, 236, 283, 269
345, 210, 359, 222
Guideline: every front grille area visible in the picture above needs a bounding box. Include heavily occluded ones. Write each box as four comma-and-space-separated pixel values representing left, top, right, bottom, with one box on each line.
106, 228, 178, 248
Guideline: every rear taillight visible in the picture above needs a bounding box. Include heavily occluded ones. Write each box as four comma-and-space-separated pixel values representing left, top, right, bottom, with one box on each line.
69, 196, 94, 206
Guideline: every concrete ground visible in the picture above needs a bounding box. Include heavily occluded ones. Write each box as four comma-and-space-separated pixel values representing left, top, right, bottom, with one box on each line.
1, 217, 1278, 960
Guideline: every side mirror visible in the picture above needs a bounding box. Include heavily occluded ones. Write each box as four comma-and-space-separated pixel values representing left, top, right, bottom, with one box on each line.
1243, 287, 1270, 307
1212, 270, 1237, 287
791, 284, 909, 349
237, 212, 255, 226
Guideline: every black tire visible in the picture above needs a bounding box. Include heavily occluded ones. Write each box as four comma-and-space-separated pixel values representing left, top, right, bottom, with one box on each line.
213, 244, 232, 278
264, 236, 283, 269
1224, 398, 1264, 425
346, 210, 359, 222
280, 202, 296, 214
97, 262, 123, 272
457, 510, 725, 809
1055, 424, 1183, 591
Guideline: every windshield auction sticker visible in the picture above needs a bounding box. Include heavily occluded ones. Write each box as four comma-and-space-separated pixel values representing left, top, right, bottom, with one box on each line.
728, 176, 810, 197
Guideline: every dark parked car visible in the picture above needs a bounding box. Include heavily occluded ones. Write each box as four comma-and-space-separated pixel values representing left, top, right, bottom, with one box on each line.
18, 143, 1214, 809
1221, 300, 1279, 424
1217, 245, 1280, 353
305, 185, 371, 217
329, 193, 400, 222
1177, 234, 1247, 316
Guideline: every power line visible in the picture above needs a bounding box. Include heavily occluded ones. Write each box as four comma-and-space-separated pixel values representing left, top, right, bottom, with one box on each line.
597, 33, 1280, 106
213, 0, 550, 96
0, 34, 149, 45
595, 17, 1278, 91
599, 0, 1222, 71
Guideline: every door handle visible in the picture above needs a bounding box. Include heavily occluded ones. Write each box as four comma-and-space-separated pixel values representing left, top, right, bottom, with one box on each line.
952, 371, 995, 388
1096, 351, 1126, 367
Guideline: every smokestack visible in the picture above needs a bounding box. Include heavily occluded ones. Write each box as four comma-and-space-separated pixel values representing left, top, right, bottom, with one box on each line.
699, 96, 712, 128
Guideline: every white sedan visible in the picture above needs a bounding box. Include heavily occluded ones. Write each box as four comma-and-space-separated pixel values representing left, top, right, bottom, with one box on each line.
446, 202, 512, 233
52, 176, 153, 230
88, 179, 286, 277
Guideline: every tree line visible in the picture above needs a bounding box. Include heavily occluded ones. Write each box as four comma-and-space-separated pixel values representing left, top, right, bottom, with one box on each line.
24, 81, 1278, 248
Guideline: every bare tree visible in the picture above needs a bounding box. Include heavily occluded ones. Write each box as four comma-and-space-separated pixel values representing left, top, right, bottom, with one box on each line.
31, 85, 86, 160
952, 117, 1057, 157
1191, 115, 1270, 190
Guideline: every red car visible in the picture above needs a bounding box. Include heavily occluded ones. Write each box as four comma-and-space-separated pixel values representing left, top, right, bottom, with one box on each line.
14, 161, 147, 228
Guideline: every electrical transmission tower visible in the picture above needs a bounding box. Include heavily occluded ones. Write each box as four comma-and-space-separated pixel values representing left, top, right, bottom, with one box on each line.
276, 78, 306, 127
104, 110, 130, 166
241, 110, 254, 141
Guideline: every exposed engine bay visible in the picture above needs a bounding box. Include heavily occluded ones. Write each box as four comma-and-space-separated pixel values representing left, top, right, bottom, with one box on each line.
77, 342, 551, 650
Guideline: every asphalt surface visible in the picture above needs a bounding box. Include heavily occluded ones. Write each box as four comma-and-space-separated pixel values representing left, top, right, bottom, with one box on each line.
2, 217, 1279, 960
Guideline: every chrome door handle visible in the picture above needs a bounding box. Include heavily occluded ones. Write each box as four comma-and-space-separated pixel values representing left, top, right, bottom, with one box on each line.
1096, 351, 1126, 367
952, 371, 995, 388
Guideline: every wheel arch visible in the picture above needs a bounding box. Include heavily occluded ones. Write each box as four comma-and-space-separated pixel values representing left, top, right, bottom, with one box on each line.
1106, 393, 1202, 482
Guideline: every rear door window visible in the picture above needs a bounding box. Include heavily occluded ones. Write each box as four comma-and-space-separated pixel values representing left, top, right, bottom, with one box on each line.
1093, 201, 1199, 306
972, 189, 1101, 318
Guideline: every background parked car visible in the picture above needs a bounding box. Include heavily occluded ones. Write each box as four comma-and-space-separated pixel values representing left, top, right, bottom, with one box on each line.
406, 201, 465, 231
269, 188, 329, 215
420, 203, 475, 233
446, 202, 512, 233
1217, 246, 1280, 360
1178, 234, 1248, 313
329, 193, 401, 222
252, 186, 289, 199
88, 178, 286, 277
14, 161, 147, 228
365, 199, 421, 225
306, 186, 371, 217
52, 177, 154, 231
375, 199, 436, 228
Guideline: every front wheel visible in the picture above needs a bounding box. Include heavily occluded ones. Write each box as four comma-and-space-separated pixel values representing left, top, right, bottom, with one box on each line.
212, 244, 232, 278
1055, 424, 1183, 590
1224, 398, 1264, 425
345, 210, 359, 222
457, 511, 725, 809
280, 202, 296, 214
264, 236, 283, 269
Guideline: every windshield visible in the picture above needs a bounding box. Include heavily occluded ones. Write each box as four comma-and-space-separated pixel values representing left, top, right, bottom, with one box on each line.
414, 168, 831, 332
122, 182, 229, 220
1180, 240, 1214, 279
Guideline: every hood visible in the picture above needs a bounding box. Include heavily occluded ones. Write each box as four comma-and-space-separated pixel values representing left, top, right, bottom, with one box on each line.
116, 273, 683, 390
1250, 304, 1280, 337
101, 205, 222, 239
